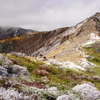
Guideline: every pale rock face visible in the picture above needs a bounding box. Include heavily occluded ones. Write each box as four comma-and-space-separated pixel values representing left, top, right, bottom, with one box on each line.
72, 83, 100, 100
47, 87, 58, 95
63, 61, 85, 71
90, 33, 100, 40
63, 18, 88, 37
49, 59, 86, 71
79, 58, 95, 68
48, 59, 66, 68
83, 33, 100, 46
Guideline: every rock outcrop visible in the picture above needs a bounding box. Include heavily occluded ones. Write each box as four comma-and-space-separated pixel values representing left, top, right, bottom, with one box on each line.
72, 82, 100, 100
0, 54, 29, 77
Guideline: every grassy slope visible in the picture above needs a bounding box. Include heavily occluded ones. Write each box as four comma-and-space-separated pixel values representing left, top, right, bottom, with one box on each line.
4, 53, 100, 91
83, 43, 100, 66
82, 42, 100, 90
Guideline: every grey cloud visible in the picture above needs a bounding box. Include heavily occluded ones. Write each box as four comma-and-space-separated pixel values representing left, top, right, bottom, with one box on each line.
0, 0, 100, 31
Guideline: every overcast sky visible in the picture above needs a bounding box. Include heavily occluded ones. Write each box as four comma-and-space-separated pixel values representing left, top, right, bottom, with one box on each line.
0, 0, 100, 31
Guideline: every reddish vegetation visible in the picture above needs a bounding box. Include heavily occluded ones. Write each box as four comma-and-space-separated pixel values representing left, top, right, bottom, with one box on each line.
38, 65, 51, 71
40, 70, 50, 76
10, 58, 18, 64
21, 80, 47, 89
1, 78, 46, 89
32, 69, 50, 76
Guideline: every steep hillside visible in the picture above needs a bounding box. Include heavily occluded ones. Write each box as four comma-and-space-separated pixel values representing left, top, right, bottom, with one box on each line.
0, 27, 69, 55
46, 13, 100, 66
0, 50, 100, 100
0, 13, 100, 67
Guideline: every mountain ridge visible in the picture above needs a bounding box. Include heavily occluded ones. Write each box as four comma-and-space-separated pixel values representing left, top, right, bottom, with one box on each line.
0, 26, 69, 55
0, 12, 100, 57
0, 26, 37, 39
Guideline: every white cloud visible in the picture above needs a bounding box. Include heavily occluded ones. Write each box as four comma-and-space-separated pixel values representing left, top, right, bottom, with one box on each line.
0, 0, 100, 31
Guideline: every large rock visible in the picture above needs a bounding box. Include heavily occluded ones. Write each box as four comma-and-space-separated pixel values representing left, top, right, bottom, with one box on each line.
10, 65, 29, 76
0, 64, 29, 77
47, 87, 59, 95
72, 82, 100, 100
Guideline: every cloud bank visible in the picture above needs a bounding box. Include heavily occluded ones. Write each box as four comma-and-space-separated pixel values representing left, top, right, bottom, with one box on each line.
0, 0, 100, 31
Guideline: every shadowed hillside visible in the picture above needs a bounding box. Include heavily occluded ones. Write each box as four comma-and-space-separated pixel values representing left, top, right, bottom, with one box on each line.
0, 27, 69, 55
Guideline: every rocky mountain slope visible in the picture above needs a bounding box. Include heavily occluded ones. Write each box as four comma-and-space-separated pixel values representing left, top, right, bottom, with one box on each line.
45, 12, 100, 67
0, 13, 100, 100
0, 26, 69, 55
0, 13, 100, 59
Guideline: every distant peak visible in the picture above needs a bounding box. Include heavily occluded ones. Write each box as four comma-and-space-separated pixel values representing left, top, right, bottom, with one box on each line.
93, 12, 100, 18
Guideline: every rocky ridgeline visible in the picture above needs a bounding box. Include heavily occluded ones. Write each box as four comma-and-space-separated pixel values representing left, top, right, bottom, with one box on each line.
0, 13, 100, 57
0, 26, 69, 55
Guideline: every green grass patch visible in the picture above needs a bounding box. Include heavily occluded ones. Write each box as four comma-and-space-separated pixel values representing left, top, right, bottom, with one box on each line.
4, 52, 100, 90
6, 54, 44, 73
82, 42, 100, 90
47, 65, 86, 88
82, 42, 100, 66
